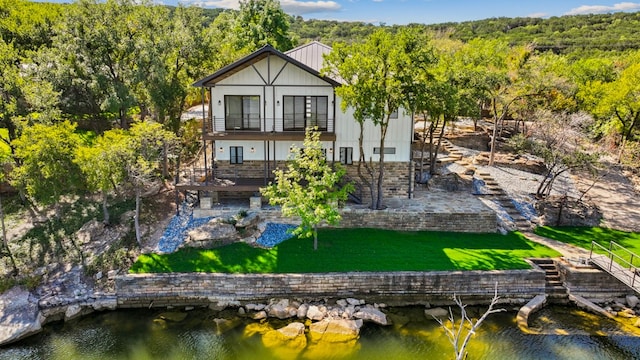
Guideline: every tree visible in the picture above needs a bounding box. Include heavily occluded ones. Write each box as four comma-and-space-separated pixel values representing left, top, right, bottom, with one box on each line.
323, 29, 414, 209
124, 122, 178, 246
11, 121, 85, 216
75, 129, 130, 225
51, 0, 165, 128
234, 0, 295, 52
433, 285, 505, 360
527, 110, 600, 198
261, 127, 352, 250
0, 151, 17, 275
586, 61, 640, 162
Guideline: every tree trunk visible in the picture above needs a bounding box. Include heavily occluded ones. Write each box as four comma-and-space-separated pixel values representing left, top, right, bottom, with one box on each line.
0, 194, 18, 275
102, 190, 110, 225
135, 187, 142, 247
313, 224, 318, 251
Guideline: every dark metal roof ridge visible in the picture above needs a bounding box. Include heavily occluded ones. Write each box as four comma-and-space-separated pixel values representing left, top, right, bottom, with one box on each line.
193, 44, 340, 87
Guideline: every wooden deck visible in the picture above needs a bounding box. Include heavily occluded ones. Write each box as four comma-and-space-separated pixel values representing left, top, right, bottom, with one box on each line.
175, 177, 272, 192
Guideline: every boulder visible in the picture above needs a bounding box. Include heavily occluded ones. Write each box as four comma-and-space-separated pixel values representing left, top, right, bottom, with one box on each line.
235, 212, 260, 229
627, 295, 639, 309
308, 318, 363, 344
262, 322, 307, 359
268, 299, 295, 320
158, 312, 188, 322
354, 306, 388, 326
306, 305, 325, 321
213, 317, 242, 334
0, 287, 43, 346
424, 307, 450, 319
185, 219, 239, 248
296, 303, 309, 319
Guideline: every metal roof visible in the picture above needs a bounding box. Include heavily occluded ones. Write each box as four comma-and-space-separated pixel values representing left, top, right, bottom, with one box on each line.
284, 41, 333, 73
193, 44, 340, 87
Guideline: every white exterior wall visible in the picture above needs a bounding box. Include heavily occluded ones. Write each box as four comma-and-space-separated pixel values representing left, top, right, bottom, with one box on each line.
334, 97, 412, 163
210, 55, 335, 133
208, 54, 411, 163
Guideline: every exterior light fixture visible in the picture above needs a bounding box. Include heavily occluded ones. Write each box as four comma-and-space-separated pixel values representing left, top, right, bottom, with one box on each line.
218, 147, 224, 152
218, 100, 222, 106
250, 147, 255, 153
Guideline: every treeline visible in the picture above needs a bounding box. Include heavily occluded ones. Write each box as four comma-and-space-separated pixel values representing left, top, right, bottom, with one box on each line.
289, 11, 640, 52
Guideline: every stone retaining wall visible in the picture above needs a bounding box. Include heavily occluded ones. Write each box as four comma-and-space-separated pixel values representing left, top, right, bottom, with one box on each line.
558, 261, 634, 301
256, 207, 497, 233
115, 269, 545, 308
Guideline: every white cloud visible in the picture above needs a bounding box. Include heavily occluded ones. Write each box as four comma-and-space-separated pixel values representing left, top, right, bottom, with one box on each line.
281, 0, 341, 14
184, 0, 341, 15
526, 12, 548, 18
565, 2, 640, 15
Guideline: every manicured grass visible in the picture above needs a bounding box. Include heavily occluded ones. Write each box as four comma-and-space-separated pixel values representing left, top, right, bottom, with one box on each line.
130, 228, 560, 273
535, 226, 640, 266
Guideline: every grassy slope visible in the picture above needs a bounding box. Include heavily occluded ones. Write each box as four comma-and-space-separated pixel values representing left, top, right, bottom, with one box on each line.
535, 226, 640, 266
130, 228, 560, 273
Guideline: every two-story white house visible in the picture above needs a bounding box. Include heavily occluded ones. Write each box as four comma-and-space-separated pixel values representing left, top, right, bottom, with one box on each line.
184, 41, 414, 205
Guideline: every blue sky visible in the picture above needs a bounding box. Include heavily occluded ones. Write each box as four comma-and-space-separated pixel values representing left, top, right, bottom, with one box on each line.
34, 1, 640, 25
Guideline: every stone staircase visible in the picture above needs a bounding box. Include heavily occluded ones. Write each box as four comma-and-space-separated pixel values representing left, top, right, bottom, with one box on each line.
531, 258, 568, 301
474, 171, 532, 232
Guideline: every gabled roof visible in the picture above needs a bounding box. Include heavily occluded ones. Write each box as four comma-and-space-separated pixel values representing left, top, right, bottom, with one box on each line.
193, 44, 341, 87
285, 41, 333, 73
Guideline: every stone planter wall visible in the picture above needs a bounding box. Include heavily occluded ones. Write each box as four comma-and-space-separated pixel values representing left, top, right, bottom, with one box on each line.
115, 269, 545, 308
258, 207, 497, 233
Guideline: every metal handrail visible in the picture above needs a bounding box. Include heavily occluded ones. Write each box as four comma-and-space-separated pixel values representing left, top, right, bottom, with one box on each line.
590, 240, 640, 290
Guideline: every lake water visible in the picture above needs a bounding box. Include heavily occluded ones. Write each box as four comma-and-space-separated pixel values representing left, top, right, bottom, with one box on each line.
1, 305, 640, 360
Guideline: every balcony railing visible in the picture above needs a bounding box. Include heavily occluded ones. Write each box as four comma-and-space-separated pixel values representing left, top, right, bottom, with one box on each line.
206, 117, 334, 134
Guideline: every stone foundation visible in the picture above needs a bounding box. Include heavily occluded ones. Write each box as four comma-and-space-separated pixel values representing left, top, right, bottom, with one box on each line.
115, 269, 545, 308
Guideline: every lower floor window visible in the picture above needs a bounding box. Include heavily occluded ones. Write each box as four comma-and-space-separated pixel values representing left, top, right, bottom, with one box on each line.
340, 147, 353, 165
230, 146, 243, 164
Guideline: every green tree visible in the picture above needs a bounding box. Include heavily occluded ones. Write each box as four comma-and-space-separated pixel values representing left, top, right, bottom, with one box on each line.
235, 0, 295, 52
11, 121, 85, 215
261, 127, 352, 250
0, 151, 17, 275
75, 129, 130, 225
52, 0, 165, 128
125, 122, 178, 246
143, 5, 211, 135
585, 60, 640, 162
323, 29, 413, 209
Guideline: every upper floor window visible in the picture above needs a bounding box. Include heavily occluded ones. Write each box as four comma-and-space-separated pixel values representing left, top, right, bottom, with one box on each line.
283, 96, 328, 131
225, 95, 260, 130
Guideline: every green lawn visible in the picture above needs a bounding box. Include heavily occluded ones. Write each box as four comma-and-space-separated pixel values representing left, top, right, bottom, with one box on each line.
535, 226, 640, 267
130, 228, 560, 274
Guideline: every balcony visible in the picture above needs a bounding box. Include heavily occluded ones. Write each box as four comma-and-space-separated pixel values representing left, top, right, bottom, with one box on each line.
203, 117, 336, 142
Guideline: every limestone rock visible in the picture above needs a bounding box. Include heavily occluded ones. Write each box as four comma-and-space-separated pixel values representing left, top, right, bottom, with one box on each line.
627, 295, 639, 309
91, 298, 118, 311
262, 322, 307, 359
0, 287, 43, 346
213, 317, 242, 334
634, 318, 640, 328
306, 305, 325, 321
354, 306, 388, 326
158, 312, 188, 322
235, 212, 260, 229
268, 299, 294, 320
308, 318, 363, 344
424, 307, 449, 319
253, 310, 268, 320
296, 303, 309, 319
185, 219, 239, 248
64, 304, 93, 321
